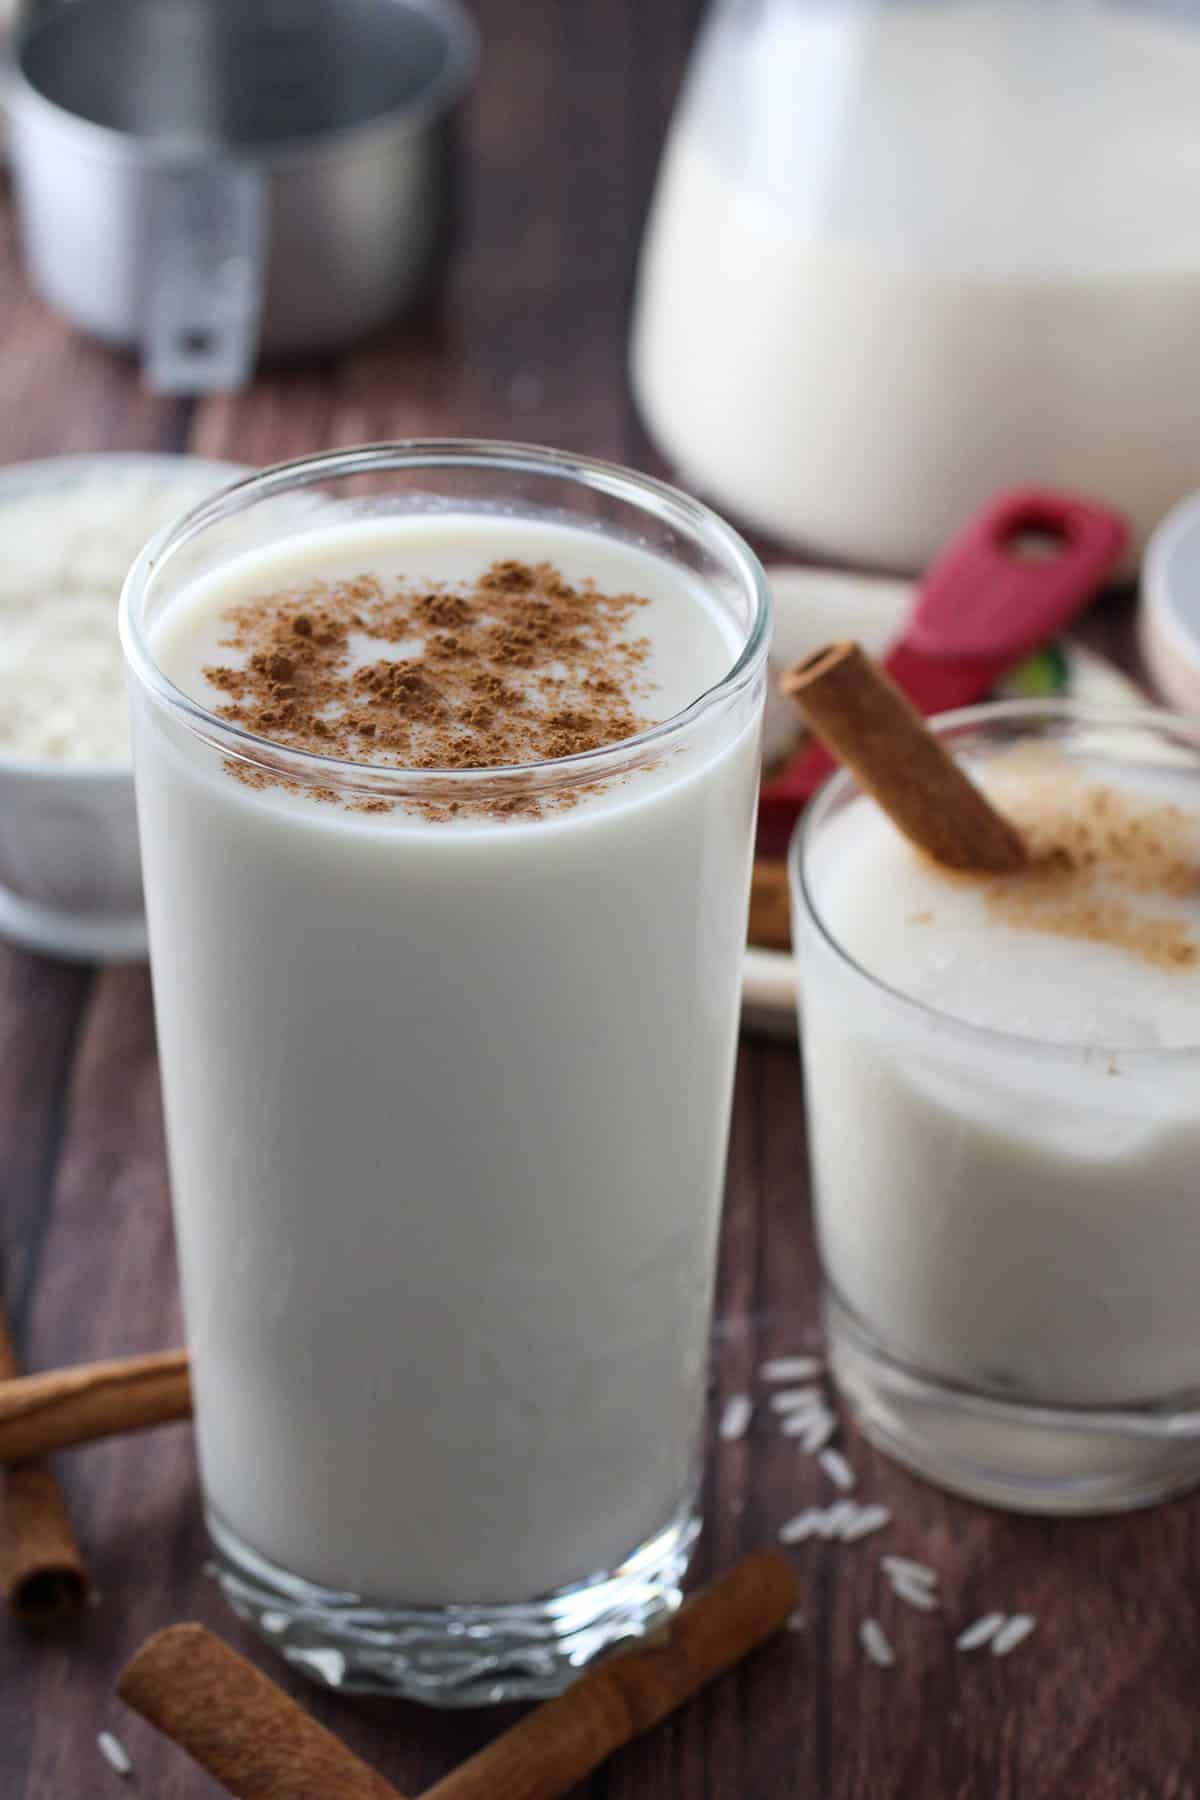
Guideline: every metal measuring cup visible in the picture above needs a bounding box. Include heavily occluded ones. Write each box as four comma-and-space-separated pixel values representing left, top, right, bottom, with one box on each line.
6, 0, 478, 391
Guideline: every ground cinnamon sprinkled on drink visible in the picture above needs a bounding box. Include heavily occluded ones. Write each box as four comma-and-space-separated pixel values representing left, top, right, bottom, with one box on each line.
935, 748, 1200, 970
202, 560, 656, 818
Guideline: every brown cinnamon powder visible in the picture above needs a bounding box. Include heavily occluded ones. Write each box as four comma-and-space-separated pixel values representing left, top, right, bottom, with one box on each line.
942, 749, 1200, 971
203, 560, 658, 818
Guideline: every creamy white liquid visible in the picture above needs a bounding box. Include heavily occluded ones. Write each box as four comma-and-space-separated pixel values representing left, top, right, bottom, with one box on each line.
632, 1, 1200, 568
133, 513, 762, 1603
799, 757, 1200, 1407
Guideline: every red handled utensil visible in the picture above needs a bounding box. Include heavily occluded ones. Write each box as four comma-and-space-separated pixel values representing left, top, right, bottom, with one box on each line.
757, 487, 1127, 857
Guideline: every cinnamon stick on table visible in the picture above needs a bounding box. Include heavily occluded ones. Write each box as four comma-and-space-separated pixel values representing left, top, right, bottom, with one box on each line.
422, 1551, 799, 1800
119, 1551, 800, 1800
0, 1348, 191, 1464
782, 641, 1027, 873
119, 1624, 402, 1800
0, 1307, 88, 1621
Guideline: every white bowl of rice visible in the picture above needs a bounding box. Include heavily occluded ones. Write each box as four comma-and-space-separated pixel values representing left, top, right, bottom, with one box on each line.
0, 453, 248, 961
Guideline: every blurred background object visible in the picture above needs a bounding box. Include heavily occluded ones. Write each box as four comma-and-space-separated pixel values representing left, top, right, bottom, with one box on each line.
0, 454, 244, 959
631, 0, 1200, 571
7, 0, 477, 392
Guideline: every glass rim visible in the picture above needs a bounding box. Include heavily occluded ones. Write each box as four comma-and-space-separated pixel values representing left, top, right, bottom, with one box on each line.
119, 438, 772, 800
789, 695, 1200, 1066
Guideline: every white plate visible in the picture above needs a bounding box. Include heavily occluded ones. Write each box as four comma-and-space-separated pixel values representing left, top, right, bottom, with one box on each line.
740, 565, 1146, 1035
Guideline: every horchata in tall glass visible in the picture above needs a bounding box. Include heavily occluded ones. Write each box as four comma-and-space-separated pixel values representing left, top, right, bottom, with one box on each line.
121, 441, 769, 1703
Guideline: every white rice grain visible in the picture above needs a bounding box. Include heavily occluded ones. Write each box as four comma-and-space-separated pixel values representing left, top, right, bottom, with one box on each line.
823, 1501, 859, 1538
891, 1575, 939, 1612
718, 1394, 753, 1442
769, 1386, 823, 1415
780, 1500, 893, 1545
781, 1409, 836, 1452
840, 1504, 892, 1542
991, 1614, 1036, 1657
956, 1612, 1006, 1651
818, 1448, 856, 1491
787, 1609, 806, 1632
97, 1731, 133, 1778
882, 1555, 938, 1585
778, 1508, 824, 1545
859, 1617, 895, 1668
760, 1356, 823, 1382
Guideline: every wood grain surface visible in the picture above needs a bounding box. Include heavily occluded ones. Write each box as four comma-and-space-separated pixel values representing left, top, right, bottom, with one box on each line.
0, 2, 1191, 1795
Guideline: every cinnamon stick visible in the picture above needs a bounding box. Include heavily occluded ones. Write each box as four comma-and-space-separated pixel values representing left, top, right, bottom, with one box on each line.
0, 1348, 191, 1463
749, 859, 792, 951
119, 1552, 799, 1800
119, 1624, 403, 1799
781, 642, 1027, 872
0, 1310, 88, 1620
421, 1551, 799, 1800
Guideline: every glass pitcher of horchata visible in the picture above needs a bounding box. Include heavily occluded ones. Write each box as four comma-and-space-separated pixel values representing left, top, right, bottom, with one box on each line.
631, 0, 1200, 571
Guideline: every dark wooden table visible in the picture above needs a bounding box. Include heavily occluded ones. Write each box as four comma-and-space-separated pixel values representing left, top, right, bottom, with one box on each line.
0, 3, 1195, 1795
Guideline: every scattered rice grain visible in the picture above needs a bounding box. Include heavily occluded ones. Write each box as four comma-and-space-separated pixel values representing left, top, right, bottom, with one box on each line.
760, 1356, 823, 1382
841, 1504, 892, 1542
859, 1617, 895, 1668
769, 1387, 823, 1415
779, 1508, 824, 1545
956, 1612, 1006, 1651
778, 1502, 854, 1543
783, 1409, 836, 1452
819, 1447, 856, 1491
991, 1614, 1036, 1657
890, 1575, 939, 1612
882, 1556, 938, 1585
718, 1394, 753, 1442
823, 1500, 859, 1538
787, 1609, 806, 1632
97, 1731, 132, 1778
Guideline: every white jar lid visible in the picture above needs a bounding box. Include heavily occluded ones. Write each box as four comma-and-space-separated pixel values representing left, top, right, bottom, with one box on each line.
1142, 495, 1200, 714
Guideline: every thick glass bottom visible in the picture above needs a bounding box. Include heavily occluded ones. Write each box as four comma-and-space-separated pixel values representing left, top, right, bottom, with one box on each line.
208, 1503, 699, 1707
826, 1289, 1200, 1516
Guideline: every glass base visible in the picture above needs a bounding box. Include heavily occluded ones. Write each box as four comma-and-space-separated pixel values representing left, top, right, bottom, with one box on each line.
208, 1505, 699, 1706
826, 1290, 1200, 1516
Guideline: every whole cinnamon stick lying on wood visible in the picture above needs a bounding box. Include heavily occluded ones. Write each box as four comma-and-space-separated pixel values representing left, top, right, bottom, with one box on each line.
421, 1551, 799, 1800
0, 1308, 88, 1620
120, 1624, 402, 1799
782, 642, 1027, 872
119, 1551, 799, 1800
0, 1348, 191, 1463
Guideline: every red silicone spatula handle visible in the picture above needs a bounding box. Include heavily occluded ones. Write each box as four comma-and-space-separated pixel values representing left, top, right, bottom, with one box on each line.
758, 488, 1127, 857
906, 487, 1127, 663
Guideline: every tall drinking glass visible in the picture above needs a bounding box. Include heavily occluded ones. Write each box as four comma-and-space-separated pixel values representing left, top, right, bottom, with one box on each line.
121, 442, 769, 1703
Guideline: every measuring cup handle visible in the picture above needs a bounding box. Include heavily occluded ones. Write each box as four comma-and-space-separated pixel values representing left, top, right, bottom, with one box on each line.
143, 161, 268, 396
906, 488, 1128, 664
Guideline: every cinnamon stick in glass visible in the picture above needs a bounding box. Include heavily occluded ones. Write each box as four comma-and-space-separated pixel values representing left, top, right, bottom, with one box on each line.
0, 1309, 88, 1620
119, 1552, 799, 1800
781, 642, 1027, 872
749, 859, 792, 951
0, 1348, 191, 1463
